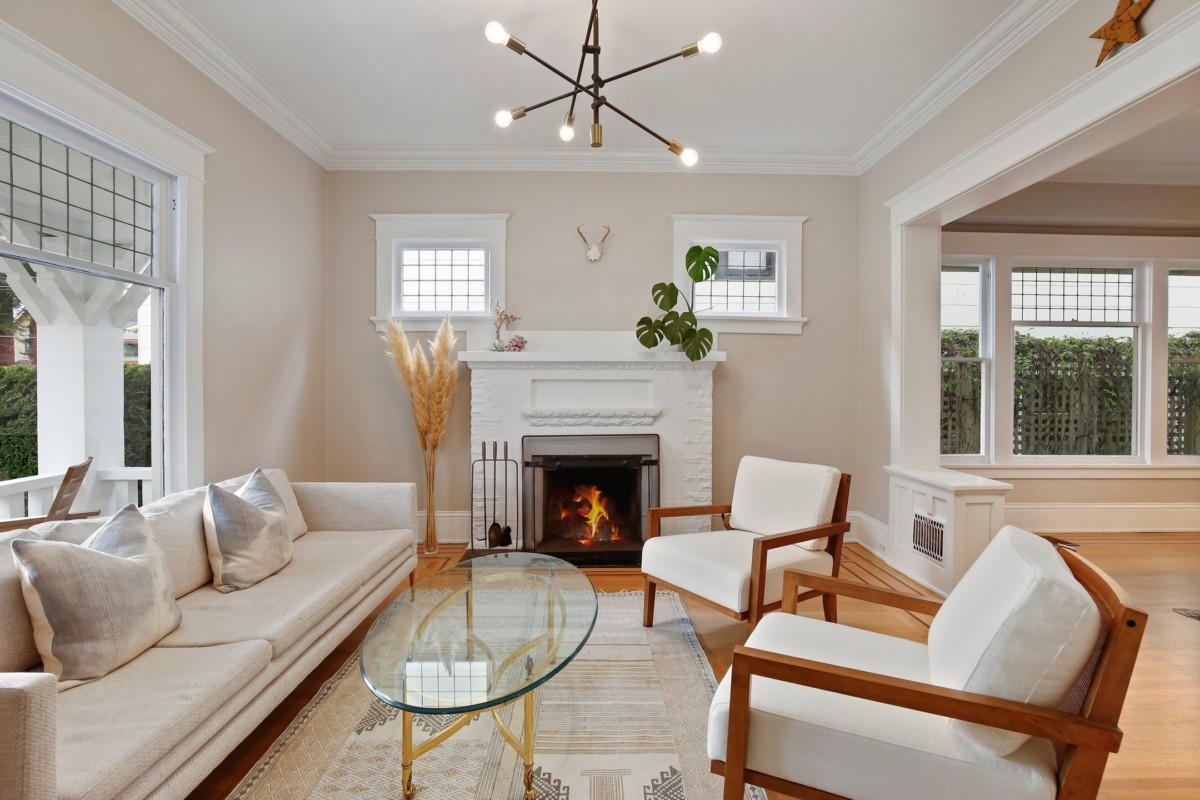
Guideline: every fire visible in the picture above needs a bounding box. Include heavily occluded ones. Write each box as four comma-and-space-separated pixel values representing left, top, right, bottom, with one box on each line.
565, 484, 621, 543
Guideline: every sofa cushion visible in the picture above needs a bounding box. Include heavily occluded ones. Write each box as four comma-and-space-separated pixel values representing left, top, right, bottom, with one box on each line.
216, 468, 308, 541
0, 530, 41, 671
728, 458, 840, 551
708, 612, 1058, 800
55, 639, 271, 800
160, 529, 406, 658
12, 506, 182, 689
928, 526, 1102, 756
204, 468, 293, 593
642, 530, 833, 613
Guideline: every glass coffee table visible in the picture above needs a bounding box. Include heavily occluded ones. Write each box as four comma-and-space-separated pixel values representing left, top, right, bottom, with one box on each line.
360, 552, 597, 800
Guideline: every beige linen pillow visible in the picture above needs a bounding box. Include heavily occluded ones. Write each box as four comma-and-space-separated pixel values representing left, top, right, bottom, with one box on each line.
204, 467, 292, 592
11, 505, 182, 689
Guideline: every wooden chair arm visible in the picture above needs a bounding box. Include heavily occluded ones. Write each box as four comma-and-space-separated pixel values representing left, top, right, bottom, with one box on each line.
646, 504, 733, 538
729, 645, 1123, 752
745, 522, 850, 623
781, 570, 943, 616
0, 510, 101, 533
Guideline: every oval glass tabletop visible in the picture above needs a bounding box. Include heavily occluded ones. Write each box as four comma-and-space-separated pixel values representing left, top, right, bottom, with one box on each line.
360, 552, 598, 715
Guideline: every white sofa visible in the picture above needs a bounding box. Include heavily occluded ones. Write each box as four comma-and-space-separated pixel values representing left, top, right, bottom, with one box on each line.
0, 469, 418, 800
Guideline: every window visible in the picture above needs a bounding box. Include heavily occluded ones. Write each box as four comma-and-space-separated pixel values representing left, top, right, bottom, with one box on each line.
0, 111, 172, 495
940, 262, 989, 458
372, 214, 508, 327
943, 233, 1200, 468
671, 215, 806, 334
1168, 269, 1200, 456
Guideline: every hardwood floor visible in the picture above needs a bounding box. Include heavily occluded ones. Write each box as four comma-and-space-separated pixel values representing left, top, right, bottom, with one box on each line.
188, 536, 1200, 800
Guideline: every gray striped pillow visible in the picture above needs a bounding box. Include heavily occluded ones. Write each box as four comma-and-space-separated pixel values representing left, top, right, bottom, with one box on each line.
203, 467, 292, 592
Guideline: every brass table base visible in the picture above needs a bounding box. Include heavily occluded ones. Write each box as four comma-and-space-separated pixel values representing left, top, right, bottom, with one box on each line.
401, 689, 538, 800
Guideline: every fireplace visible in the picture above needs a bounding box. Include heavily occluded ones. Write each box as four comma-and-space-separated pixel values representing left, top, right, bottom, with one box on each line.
522, 434, 659, 567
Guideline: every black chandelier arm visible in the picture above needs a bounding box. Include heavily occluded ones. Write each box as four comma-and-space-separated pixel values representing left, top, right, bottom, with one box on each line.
523, 49, 601, 100
600, 51, 688, 87
567, 2, 599, 121
600, 99, 672, 148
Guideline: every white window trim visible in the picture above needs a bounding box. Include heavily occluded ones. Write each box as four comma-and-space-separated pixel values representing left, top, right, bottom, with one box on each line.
671, 214, 807, 335
0, 20, 210, 493
941, 232, 1200, 475
371, 213, 508, 332
940, 257, 994, 466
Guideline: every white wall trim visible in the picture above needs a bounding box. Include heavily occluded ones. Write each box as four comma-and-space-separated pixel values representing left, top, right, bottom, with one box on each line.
114, 0, 333, 168
853, 0, 1078, 172
416, 511, 472, 544
1005, 502, 1200, 533
887, 3, 1200, 227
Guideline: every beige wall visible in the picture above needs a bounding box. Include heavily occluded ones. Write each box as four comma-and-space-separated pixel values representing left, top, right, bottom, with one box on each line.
0, 0, 329, 483
325, 171, 861, 513
857, 0, 1200, 525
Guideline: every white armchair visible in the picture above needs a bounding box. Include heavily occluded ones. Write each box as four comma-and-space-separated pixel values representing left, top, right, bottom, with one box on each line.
641, 457, 851, 628
709, 526, 1148, 800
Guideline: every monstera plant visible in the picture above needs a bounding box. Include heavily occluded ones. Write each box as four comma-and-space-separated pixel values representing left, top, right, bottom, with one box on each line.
635, 244, 718, 362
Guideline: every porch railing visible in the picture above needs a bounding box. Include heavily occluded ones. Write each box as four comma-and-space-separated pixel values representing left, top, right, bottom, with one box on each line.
0, 467, 157, 523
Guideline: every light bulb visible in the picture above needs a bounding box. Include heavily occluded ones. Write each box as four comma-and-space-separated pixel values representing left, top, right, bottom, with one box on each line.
680, 148, 699, 167
698, 32, 722, 54
485, 21, 508, 45
495, 109, 514, 128
559, 114, 575, 142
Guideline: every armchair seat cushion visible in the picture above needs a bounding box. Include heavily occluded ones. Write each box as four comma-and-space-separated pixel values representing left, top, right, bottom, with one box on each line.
708, 612, 1058, 800
642, 531, 833, 613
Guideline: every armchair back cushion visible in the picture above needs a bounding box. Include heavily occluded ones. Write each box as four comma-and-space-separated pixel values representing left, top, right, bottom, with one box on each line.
728, 458, 840, 551
927, 526, 1102, 756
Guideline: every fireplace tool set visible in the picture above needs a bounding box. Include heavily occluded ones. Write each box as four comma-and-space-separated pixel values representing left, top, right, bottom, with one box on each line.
471, 441, 521, 553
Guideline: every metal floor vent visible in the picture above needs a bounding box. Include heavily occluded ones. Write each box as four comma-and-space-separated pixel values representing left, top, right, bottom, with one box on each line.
912, 511, 945, 563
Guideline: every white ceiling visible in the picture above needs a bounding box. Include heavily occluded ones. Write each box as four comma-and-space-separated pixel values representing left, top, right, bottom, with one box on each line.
115, 0, 1086, 172
1050, 105, 1200, 184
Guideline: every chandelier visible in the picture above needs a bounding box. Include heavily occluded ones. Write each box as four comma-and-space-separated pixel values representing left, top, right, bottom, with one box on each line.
485, 0, 721, 166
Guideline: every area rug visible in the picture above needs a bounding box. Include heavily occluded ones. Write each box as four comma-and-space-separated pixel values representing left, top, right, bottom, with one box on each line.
227, 591, 763, 800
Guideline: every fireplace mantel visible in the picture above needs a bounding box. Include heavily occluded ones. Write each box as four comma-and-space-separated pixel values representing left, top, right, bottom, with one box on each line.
461, 331, 724, 547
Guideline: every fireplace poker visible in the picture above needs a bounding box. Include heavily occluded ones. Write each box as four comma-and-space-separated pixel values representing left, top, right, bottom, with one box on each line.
488, 441, 503, 547
501, 441, 513, 546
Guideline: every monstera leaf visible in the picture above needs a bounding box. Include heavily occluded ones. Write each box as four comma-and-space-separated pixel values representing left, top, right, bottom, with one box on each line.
685, 245, 719, 283
662, 310, 696, 345
680, 326, 714, 361
651, 282, 680, 312
635, 316, 665, 349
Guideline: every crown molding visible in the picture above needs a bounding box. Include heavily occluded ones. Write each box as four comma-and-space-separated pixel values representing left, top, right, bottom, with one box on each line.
1046, 160, 1200, 185
852, 0, 1078, 172
326, 146, 860, 175
113, 0, 333, 167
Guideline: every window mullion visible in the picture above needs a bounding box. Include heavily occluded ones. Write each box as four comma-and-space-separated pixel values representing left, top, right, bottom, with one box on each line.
993, 257, 1015, 464
1147, 259, 1169, 461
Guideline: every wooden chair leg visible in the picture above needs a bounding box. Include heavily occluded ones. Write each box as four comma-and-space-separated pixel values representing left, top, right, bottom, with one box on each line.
643, 577, 657, 627
822, 592, 838, 623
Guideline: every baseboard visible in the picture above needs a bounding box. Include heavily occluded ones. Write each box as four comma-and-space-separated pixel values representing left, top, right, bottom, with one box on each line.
1005, 502, 1200, 533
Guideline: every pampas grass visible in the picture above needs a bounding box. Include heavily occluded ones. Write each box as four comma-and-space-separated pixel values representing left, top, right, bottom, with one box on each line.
386, 317, 458, 553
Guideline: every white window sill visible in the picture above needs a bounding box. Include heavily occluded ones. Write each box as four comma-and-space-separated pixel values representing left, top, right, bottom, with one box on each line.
945, 463, 1200, 480
371, 315, 489, 333
695, 315, 808, 335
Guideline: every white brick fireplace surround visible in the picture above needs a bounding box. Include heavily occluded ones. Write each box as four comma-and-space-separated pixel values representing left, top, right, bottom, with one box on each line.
460, 332, 726, 547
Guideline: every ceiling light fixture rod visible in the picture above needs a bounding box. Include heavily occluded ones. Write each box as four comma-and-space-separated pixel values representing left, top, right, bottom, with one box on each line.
486, 0, 718, 165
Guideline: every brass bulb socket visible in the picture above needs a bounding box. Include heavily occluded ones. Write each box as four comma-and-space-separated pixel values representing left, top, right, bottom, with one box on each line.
505, 35, 527, 55
681, 42, 701, 58
511, 106, 527, 121
667, 140, 685, 157
590, 123, 603, 148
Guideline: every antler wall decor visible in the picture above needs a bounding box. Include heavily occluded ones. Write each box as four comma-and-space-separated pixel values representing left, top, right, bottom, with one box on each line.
577, 225, 611, 262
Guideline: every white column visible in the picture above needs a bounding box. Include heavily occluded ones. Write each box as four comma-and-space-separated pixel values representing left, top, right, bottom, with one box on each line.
889, 223, 942, 469
35, 323, 126, 510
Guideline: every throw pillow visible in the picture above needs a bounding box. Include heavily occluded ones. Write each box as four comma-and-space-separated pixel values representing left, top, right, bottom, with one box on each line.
203, 467, 292, 592
11, 505, 182, 689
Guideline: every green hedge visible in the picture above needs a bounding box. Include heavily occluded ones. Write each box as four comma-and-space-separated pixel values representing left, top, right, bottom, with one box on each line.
942, 330, 1200, 456
0, 364, 152, 480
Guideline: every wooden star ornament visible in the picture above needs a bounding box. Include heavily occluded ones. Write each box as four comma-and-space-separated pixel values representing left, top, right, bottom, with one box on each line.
1091, 0, 1156, 67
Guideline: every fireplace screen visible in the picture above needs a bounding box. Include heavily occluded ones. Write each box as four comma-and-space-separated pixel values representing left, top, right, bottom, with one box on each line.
522, 434, 659, 566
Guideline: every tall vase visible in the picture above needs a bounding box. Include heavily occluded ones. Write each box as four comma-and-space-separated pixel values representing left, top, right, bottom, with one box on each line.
423, 448, 439, 554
